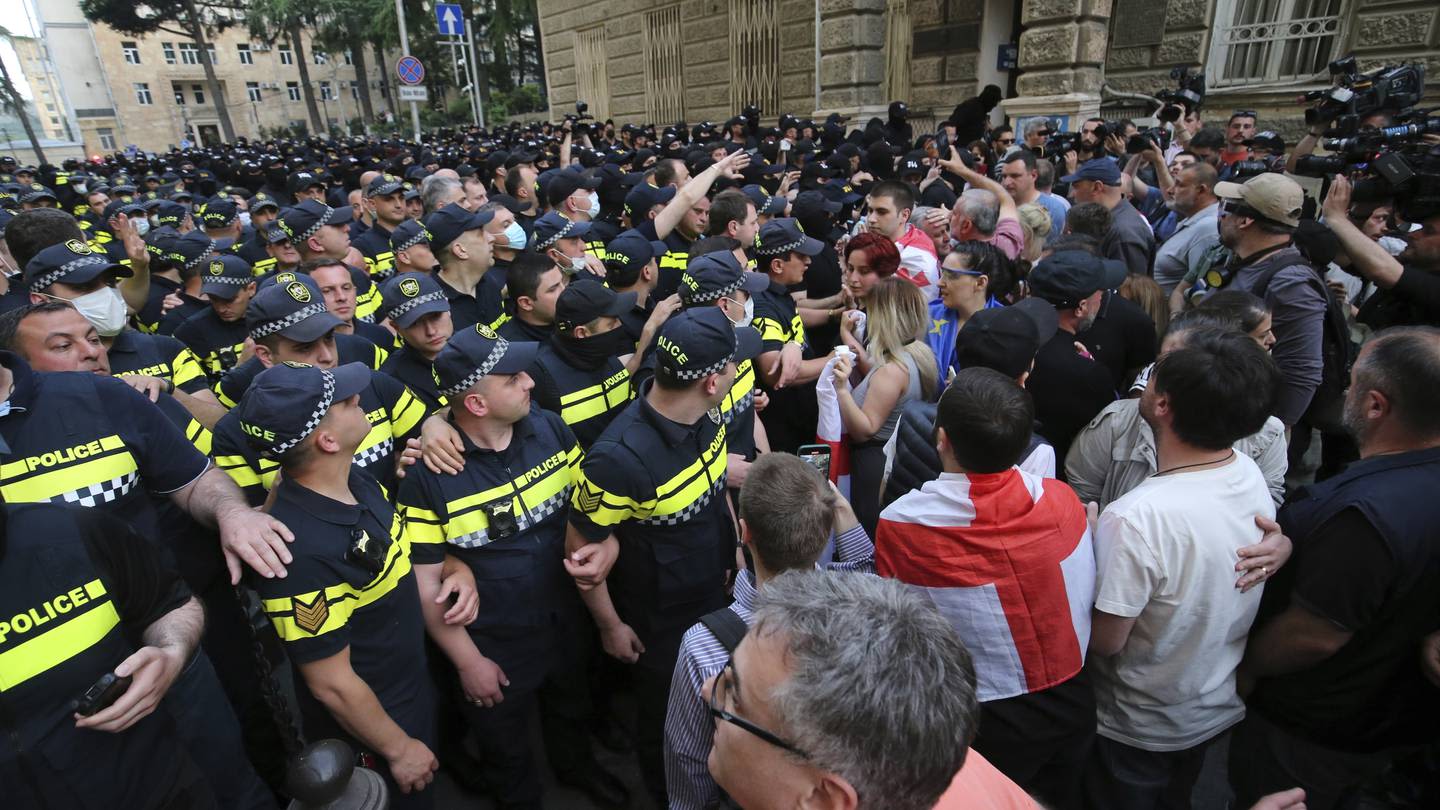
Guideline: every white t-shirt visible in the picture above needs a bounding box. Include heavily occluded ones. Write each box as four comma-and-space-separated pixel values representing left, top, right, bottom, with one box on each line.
1089, 453, 1274, 752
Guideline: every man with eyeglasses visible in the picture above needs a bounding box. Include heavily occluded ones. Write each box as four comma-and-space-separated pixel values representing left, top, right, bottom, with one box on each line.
703, 571, 1035, 809
664, 452, 873, 810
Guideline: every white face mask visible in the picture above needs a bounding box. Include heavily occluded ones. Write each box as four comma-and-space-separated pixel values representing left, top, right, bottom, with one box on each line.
134, 218, 150, 237
239, 211, 252, 229
724, 296, 755, 328
570, 254, 588, 273
586, 193, 601, 219
70, 287, 129, 337
502, 221, 527, 250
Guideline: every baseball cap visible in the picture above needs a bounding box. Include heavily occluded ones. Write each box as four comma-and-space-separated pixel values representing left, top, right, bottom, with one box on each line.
1060, 158, 1122, 186
423, 202, 495, 252
198, 198, 239, 229
654, 307, 762, 381
555, 279, 637, 332
755, 218, 824, 257
24, 239, 132, 292
1245, 131, 1287, 153
287, 171, 326, 196
198, 254, 255, 298
546, 170, 602, 208
1213, 172, 1303, 228
379, 273, 449, 328
532, 211, 592, 251
389, 219, 433, 253
247, 192, 280, 213
246, 273, 344, 342
169, 230, 218, 271
1028, 250, 1128, 308
235, 361, 371, 458
741, 184, 787, 217
955, 297, 1059, 378
603, 230, 668, 273
277, 200, 355, 244
153, 201, 189, 228
898, 151, 927, 176
18, 185, 57, 204
624, 182, 677, 220
365, 174, 404, 198
432, 323, 541, 397
679, 251, 769, 306
262, 220, 291, 245
792, 190, 842, 219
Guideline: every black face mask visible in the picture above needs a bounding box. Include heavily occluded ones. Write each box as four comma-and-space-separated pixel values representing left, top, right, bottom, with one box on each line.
561, 326, 630, 366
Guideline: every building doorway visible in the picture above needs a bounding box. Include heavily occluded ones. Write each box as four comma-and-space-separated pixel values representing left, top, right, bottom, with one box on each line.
196, 123, 222, 147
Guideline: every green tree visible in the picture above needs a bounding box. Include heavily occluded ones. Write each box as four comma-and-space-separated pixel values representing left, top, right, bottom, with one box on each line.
0, 28, 46, 164
246, 0, 324, 135
81, 0, 239, 141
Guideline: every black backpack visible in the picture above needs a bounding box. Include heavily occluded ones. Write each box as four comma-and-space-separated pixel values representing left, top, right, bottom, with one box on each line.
1249, 249, 1355, 426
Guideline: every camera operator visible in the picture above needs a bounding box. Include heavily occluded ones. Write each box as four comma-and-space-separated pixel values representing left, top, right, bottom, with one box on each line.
1286, 110, 1397, 176
1323, 173, 1440, 328
1120, 138, 1177, 223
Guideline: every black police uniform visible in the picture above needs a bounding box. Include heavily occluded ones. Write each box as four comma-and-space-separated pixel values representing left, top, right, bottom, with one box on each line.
354, 318, 402, 351
433, 270, 504, 331
752, 278, 816, 453
258, 467, 435, 809
211, 370, 427, 505
173, 306, 249, 380
234, 230, 271, 265
496, 316, 553, 345
399, 406, 597, 805
107, 328, 211, 395
0, 503, 214, 810
136, 275, 183, 334
213, 332, 390, 409
156, 295, 208, 336
529, 339, 634, 450
354, 223, 397, 281
379, 346, 446, 413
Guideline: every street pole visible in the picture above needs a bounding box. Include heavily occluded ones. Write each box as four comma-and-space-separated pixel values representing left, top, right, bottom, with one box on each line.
465, 27, 483, 128
394, 0, 421, 140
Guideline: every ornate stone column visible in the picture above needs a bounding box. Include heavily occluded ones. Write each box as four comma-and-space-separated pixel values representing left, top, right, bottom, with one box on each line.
815, 0, 891, 120
1000, 0, 1112, 128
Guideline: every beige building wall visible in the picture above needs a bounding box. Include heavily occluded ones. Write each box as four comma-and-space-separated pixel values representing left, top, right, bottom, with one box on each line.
11, 36, 71, 141
89, 23, 395, 152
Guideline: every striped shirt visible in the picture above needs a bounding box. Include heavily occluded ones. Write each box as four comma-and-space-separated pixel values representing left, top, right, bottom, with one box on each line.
664, 525, 875, 809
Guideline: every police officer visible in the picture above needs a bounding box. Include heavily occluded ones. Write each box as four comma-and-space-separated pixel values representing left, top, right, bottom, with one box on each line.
234, 193, 281, 265
497, 252, 567, 343
398, 323, 630, 808
604, 229, 673, 344
211, 274, 426, 503
354, 175, 407, 282
533, 209, 600, 279
0, 496, 214, 809
156, 230, 222, 335
565, 306, 761, 806
529, 279, 640, 449
198, 198, 244, 249
424, 202, 502, 330
278, 199, 382, 321
236, 361, 439, 808
173, 254, 256, 380
389, 219, 439, 276
377, 272, 452, 413
752, 217, 830, 453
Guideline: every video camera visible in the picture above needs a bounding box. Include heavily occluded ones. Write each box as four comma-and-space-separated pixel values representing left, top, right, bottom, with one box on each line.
1156, 66, 1206, 123
1303, 57, 1426, 137
1294, 60, 1440, 221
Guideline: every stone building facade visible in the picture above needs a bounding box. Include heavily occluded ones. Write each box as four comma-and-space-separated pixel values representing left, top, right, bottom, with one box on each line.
25, 0, 397, 155
536, 0, 1440, 137
11, 36, 72, 142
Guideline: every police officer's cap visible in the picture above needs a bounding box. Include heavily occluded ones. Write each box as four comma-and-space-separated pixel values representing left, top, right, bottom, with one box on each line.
18, 184, 56, 204
277, 200, 355, 245
199, 198, 239, 229
624, 182, 676, 220
531, 211, 591, 252
262, 219, 291, 245
389, 219, 432, 253
248, 192, 280, 213
755, 218, 824, 257
24, 239, 132, 293
423, 203, 495, 252
603, 230, 668, 274
365, 174, 404, 198
654, 307, 761, 382
433, 323, 540, 397
545, 170, 602, 209
680, 251, 769, 306
741, 184, 787, 217
287, 171, 326, 196
555, 279, 636, 333
101, 199, 146, 222
154, 201, 189, 228
170, 229, 217, 271
236, 361, 371, 458
380, 273, 449, 328
198, 254, 255, 299
247, 273, 344, 342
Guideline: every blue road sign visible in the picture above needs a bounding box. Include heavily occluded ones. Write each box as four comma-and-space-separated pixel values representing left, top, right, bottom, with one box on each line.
436, 4, 465, 37
396, 55, 425, 86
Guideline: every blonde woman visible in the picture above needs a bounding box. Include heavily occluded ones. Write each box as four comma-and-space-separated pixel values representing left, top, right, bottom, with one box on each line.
832, 277, 940, 533
1017, 201, 1053, 265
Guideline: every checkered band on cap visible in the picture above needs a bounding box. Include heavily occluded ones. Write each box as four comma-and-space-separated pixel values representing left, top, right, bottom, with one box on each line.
382, 290, 445, 323
249, 301, 330, 340
681, 273, 743, 305
29, 255, 112, 292
296, 205, 335, 243
269, 367, 336, 456
183, 238, 218, 270
440, 337, 511, 397
393, 227, 430, 252
754, 236, 806, 256
669, 330, 737, 381
533, 218, 578, 251
205, 274, 251, 289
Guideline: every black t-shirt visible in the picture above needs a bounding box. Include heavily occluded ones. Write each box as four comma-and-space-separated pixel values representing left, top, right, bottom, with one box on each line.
1075, 291, 1157, 391
497, 316, 553, 344
1026, 332, 1117, 475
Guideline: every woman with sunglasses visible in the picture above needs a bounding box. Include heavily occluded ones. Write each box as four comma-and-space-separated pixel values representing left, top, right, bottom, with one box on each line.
927, 242, 1015, 380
